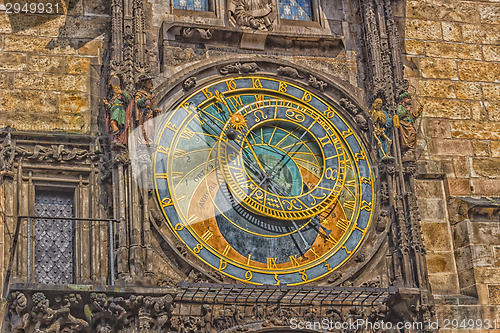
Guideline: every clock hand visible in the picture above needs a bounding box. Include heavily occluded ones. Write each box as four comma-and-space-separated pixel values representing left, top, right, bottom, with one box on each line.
268, 127, 312, 179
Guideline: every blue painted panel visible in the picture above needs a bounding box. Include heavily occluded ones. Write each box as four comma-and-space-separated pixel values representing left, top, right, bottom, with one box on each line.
279, 0, 313, 21
344, 229, 362, 252
173, 0, 210, 11
357, 210, 370, 229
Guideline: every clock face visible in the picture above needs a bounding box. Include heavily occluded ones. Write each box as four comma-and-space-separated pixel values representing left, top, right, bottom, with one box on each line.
154, 76, 374, 285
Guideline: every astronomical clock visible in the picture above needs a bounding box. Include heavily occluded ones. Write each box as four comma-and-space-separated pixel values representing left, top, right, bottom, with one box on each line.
154, 73, 375, 286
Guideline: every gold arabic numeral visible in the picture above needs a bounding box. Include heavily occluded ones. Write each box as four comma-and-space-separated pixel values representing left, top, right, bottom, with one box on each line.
201, 230, 213, 242
318, 134, 332, 147
302, 91, 312, 102
226, 79, 237, 91
299, 270, 308, 282
274, 274, 281, 286
309, 248, 321, 259
325, 234, 338, 245
325, 168, 338, 180
180, 128, 195, 140
254, 94, 265, 101
246, 254, 252, 265
336, 218, 350, 232
219, 259, 228, 271
245, 271, 253, 281
361, 177, 373, 185
181, 102, 193, 113
252, 78, 263, 89
157, 145, 170, 155
323, 106, 335, 118
342, 128, 353, 138
223, 245, 232, 256
202, 87, 213, 99
360, 200, 373, 212
279, 81, 287, 93
174, 223, 184, 231
160, 197, 173, 208
343, 200, 356, 212
289, 255, 300, 267
193, 243, 203, 254
267, 257, 278, 269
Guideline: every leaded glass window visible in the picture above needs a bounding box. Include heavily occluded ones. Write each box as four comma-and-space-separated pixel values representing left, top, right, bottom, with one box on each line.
173, 0, 210, 11
34, 191, 75, 284
279, 0, 313, 21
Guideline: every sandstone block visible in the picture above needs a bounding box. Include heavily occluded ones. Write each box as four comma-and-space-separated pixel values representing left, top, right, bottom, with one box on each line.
405, 19, 442, 40
462, 23, 500, 45
0, 90, 58, 114
51, 38, 78, 56
420, 79, 456, 98
458, 61, 500, 82
421, 223, 452, 251
470, 222, 500, 248
27, 55, 65, 73
14, 73, 88, 92
406, 0, 480, 23
0, 52, 26, 71
483, 45, 500, 62
59, 92, 89, 114
84, 0, 110, 16
4, 36, 52, 54
405, 40, 425, 55
65, 57, 90, 74
488, 285, 500, 304
442, 22, 461, 42
415, 179, 444, 198
486, 101, 500, 121
479, 3, 500, 24
483, 83, 500, 101
0, 73, 13, 89
447, 178, 472, 196
430, 138, 473, 156
456, 82, 483, 100
452, 220, 471, 249
416, 160, 445, 179
425, 42, 481, 61
428, 273, 459, 295
424, 118, 451, 138
420, 58, 458, 80
491, 141, 500, 158
471, 157, 500, 178
426, 252, 456, 273
473, 141, 490, 157
39, 16, 109, 39
471, 179, 500, 195
421, 98, 471, 119
453, 156, 470, 178
473, 267, 500, 284
0, 13, 38, 35
451, 121, 500, 140
471, 101, 487, 122
77, 38, 105, 56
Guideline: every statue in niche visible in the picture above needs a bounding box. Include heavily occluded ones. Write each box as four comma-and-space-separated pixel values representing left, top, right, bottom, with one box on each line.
228, 0, 276, 31
370, 98, 393, 160
135, 75, 160, 147
395, 91, 422, 161
102, 75, 133, 146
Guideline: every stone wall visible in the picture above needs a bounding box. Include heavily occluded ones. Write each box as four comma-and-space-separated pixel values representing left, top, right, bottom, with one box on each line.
0, 0, 109, 133
402, 0, 500, 325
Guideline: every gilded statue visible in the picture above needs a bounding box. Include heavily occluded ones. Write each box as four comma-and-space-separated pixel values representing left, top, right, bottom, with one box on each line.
228, 0, 275, 30
370, 98, 393, 159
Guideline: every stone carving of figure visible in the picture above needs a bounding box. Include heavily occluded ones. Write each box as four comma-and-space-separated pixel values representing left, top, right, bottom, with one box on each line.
396, 91, 422, 161
102, 75, 133, 146
135, 75, 160, 147
370, 98, 393, 159
228, 0, 275, 30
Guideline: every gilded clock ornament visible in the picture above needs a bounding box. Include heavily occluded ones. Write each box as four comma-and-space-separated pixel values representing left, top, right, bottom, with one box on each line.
154, 76, 375, 285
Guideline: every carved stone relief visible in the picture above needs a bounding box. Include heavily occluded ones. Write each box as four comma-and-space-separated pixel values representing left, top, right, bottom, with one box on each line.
228, 0, 276, 31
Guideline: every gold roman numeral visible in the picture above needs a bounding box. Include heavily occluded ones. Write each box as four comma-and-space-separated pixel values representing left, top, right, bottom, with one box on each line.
201, 230, 213, 242
289, 255, 300, 267
336, 218, 350, 231
267, 257, 278, 269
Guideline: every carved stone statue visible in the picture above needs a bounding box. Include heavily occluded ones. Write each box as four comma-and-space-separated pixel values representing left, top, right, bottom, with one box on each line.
102, 75, 133, 146
135, 75, 160, 147
396, 91, 422, 161
228, 0, 276, 30
370, 98, 393, 159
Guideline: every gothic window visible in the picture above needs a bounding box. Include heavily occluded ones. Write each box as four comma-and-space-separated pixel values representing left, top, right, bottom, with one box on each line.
173, 0, 210, 11
279, 0, 313, 21
34, 190, 75, 284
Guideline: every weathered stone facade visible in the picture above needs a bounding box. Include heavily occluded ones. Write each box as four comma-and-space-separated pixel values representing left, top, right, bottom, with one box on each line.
0, 0, 499, 332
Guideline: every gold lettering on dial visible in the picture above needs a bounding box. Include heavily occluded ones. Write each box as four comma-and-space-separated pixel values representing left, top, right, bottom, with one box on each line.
201, 230, 213, 242
267, 257, 278, 269
245, 271, 253, 281
289, 255, 300, 267
219, 259, 227, 271
252, 78, 263, 89
223, 245, 231, 256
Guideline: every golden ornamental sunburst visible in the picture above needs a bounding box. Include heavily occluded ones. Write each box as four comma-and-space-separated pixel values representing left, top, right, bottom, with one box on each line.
228, 113, 246, 131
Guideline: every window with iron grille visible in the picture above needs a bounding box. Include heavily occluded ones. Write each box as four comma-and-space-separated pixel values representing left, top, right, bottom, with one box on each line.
173, 0, 210, 11
34, 190, 75, 284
